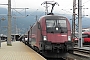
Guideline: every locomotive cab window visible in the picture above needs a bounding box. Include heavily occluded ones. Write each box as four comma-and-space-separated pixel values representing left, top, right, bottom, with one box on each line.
46, 19, 67, 33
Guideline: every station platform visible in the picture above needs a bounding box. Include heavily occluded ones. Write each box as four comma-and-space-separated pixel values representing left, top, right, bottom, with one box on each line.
0, 41, 46, 60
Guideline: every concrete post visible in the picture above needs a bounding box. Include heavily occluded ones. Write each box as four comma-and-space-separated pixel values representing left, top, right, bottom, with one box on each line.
78, 0, 83, 48
7, 0, 12, 46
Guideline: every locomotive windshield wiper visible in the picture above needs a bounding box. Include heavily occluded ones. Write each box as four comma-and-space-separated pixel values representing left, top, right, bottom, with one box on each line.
51, 31, 54, 33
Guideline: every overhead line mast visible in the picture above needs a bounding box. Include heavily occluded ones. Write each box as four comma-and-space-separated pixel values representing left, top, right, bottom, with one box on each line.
72, 0, 76, 42
78, 0, 83, 48
72, 0, 83, 48
7, 0, 12, 46
0, 0, 12, 46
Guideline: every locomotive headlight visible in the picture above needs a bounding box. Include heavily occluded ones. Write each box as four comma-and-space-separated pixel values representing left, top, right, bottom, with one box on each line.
68, 36, 71, 41
43, 36, 47, 41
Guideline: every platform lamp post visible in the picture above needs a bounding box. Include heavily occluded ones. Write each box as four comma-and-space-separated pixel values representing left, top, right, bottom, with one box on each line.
7, 0, 12, 46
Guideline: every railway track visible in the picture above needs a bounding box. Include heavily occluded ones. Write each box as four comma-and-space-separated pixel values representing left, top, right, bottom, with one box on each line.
66, 53, 90, 60
74, 47, 90, 58
83, 45, 90, 47
65, 47, 90, 60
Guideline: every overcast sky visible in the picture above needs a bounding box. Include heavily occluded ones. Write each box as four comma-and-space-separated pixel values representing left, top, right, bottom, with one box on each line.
0, 0, 90, 17
0, 0, 90, 34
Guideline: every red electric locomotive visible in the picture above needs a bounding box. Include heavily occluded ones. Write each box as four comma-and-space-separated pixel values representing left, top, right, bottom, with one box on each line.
73, 32, 90, 45
27, 14, 73, 58
27, 2, 73, 58
82, 32, 90, 45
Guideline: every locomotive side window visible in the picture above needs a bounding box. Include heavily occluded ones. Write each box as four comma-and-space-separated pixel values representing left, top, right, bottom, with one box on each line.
82, 34, 89, 38
88, 35, 90, 38
46, 19, 67, 33
38, 22, 41, 29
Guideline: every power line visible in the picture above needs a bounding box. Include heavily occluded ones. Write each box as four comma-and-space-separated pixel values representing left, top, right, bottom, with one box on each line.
60, 0, 90, 15
83, 0, 90, 4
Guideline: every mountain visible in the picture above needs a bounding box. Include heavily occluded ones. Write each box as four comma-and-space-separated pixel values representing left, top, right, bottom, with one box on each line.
0, 7, 45, 34
0, 7, 90, 35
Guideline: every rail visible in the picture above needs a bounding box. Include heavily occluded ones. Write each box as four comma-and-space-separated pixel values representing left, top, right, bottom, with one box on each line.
73, 47, 90, 58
